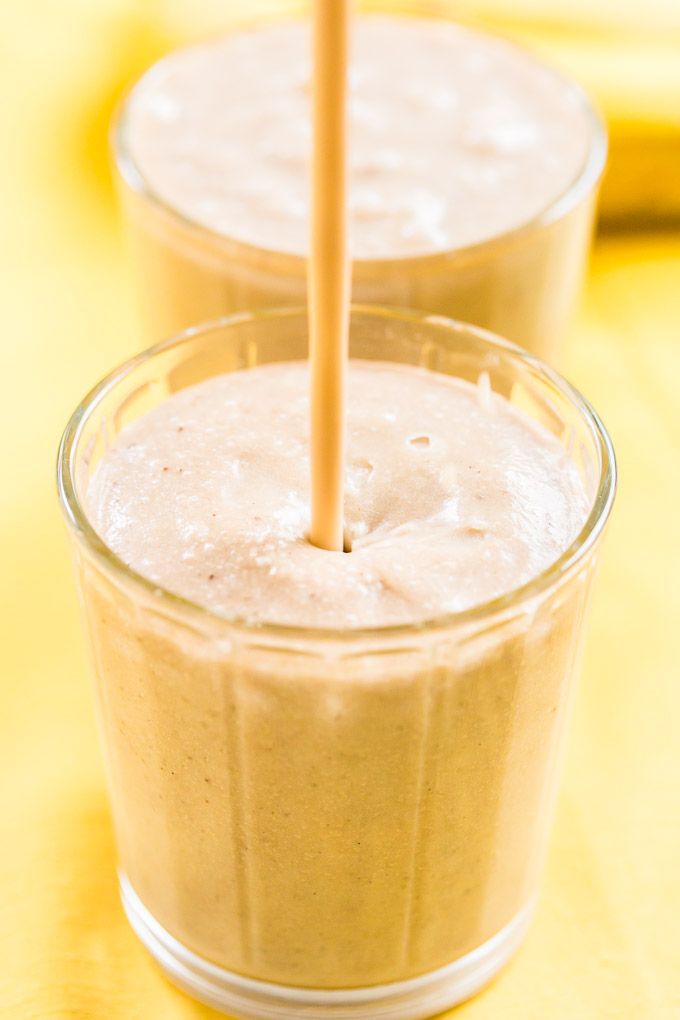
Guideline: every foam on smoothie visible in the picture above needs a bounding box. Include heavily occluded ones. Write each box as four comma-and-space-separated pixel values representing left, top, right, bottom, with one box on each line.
89, 361, 589, 628
125, 16, 591, 258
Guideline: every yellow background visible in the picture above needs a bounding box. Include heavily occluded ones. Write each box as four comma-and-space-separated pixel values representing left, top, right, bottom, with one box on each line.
1, 2, 679, 1017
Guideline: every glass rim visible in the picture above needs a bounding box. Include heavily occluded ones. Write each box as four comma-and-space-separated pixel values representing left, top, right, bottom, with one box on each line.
111, 10, 608, 271
57, 305, 616, 644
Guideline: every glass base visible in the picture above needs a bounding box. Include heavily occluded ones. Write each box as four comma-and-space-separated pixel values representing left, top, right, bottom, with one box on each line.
120, 874, 534, 1019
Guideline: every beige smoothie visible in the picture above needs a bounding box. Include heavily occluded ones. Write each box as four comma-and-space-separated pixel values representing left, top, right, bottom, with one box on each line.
82, 357, 590, 990
115, 13, 605, 355
62, 3, 614, 1013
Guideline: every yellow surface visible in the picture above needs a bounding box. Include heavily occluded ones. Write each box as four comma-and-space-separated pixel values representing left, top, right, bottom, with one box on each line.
1, 2, 679, 1018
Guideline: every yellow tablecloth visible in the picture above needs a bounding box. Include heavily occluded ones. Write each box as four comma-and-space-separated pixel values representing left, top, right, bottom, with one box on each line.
1, 3, 679, 1018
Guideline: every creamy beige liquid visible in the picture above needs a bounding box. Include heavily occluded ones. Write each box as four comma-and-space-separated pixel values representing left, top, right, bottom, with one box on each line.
89, 9, 593, 994
84, 360, 591, 988
308, 0, 350, 552
89, 362, 588, 628
126, 16, 591, 259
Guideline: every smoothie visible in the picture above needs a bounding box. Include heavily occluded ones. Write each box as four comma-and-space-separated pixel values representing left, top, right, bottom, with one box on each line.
115, 13, 605, 354
83, 357, 589, 989
126, 17, 589, 257
63, 5, 613, 1014
88, 362, 588, 626
59, 308, 616, 1016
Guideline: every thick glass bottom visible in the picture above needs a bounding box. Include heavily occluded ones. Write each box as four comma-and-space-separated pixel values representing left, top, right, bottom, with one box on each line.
120, 874, 534, 1019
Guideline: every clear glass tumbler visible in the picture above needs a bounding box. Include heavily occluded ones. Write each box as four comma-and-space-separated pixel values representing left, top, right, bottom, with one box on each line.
58, 308, 615, 1019
112, 3, 607, 361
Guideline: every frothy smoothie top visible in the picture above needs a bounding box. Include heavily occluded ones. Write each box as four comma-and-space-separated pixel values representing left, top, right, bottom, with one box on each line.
88, 362, 590, 628
124, 16, 592, 258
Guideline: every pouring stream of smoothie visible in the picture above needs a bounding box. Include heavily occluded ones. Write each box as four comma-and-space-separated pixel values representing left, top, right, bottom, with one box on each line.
309, 0, 351, 552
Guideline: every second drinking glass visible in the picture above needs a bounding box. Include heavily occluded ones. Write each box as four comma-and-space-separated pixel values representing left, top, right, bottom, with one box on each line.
112, 7, 606, 361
